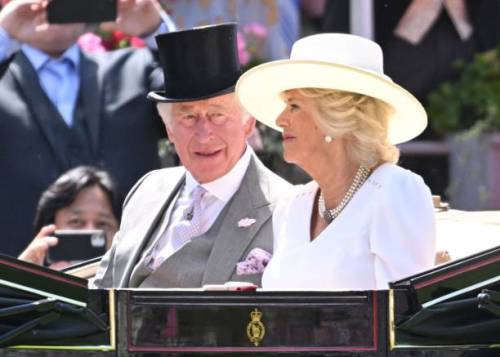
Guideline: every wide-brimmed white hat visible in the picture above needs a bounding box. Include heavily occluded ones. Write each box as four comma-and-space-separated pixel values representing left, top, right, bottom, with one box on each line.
236, 33, 427, 144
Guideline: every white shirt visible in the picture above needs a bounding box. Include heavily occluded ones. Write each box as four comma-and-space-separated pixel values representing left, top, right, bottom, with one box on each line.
149, 145, 253, 268
262, 163, 436, 291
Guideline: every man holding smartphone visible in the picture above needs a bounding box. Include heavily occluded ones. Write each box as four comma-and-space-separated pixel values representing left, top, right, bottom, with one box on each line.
0, 0, 169, 257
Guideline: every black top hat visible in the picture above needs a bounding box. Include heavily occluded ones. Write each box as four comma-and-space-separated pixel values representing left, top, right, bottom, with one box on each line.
148, 23, 242, 102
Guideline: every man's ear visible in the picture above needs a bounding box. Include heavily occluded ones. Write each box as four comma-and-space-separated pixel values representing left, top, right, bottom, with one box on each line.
157, 104, 175, 144
243, 116, 256, 139
165, 126, 176, 145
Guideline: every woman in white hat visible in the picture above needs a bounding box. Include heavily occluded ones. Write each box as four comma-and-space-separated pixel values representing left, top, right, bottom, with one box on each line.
236, 33, 436, 290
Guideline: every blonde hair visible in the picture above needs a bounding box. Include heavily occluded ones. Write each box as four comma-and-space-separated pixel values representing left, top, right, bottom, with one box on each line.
295, 88, 399, 168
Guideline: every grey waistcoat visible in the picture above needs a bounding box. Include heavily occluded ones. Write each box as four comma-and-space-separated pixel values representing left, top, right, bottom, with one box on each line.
131, 202, 230, 288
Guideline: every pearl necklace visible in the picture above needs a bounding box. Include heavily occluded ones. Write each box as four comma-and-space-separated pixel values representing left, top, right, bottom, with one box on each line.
318, 166, 371, 223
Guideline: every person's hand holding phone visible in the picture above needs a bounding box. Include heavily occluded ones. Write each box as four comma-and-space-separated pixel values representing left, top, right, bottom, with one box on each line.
100, 0, 162, 38
18, 224, 58, 266
19, 227, 107, 270
0, 0, 48, 44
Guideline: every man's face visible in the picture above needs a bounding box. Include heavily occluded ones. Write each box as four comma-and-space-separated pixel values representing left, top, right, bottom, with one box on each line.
30, 23, 86, 56
158, 93, 255, 183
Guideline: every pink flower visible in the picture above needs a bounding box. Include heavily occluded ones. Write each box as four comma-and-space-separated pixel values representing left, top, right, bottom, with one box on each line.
238, 218, 256, 228
130, 36, 146, 48
238, 22, 268, 68
78, 33, 106, 53
237, 31, 250, 66
243, 23, 268, 39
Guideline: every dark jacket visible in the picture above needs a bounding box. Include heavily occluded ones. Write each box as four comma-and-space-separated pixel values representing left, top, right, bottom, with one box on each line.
0, 47, 165, 256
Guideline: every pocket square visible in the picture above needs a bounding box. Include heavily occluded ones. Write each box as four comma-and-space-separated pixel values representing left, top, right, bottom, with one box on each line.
236, 248, 272, 276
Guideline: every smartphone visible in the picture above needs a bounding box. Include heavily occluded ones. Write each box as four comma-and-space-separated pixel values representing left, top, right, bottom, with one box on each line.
47, 229, 107, 263
47, 0, 117, 24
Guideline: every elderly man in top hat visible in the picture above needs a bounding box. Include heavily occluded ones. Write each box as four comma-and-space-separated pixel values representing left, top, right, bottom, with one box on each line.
93, 23, 292, 289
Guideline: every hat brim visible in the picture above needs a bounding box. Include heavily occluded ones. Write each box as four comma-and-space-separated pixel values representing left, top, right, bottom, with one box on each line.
236, 60, 427, 144
147, 85, 236, 103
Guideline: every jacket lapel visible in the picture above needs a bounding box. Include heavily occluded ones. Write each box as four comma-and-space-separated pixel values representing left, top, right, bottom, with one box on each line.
202, 157, 273, 284
78, 53, 101, 156
116, 168, 186, 287
10, 53, 69, 170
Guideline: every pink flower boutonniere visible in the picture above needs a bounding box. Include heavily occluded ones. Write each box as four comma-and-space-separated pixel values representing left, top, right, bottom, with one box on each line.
238, 218, 256, 228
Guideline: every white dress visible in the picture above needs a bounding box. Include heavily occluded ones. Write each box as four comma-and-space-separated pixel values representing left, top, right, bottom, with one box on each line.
262, 163, 436, 291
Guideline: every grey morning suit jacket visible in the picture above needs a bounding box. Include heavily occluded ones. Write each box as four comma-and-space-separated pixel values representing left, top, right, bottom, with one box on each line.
92, 155, 292, 288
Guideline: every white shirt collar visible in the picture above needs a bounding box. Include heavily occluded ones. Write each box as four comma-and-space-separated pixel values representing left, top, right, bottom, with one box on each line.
185, 145, 253, 203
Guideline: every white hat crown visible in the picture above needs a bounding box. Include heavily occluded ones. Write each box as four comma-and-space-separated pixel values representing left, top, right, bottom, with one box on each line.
291, 33, 385, 77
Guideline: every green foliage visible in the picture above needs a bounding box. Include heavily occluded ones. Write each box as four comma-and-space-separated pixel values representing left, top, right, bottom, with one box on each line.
427, 48, 500, 135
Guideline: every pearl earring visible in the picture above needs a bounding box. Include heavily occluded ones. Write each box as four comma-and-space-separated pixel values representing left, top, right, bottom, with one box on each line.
324, 135, 333, 143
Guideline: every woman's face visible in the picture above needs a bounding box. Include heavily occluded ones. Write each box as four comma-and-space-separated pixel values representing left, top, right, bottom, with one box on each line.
54, 185, 119, 248
275, 90, 327, 167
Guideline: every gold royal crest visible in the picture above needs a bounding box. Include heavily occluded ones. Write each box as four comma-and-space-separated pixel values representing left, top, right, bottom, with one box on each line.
246, 308, 265, 346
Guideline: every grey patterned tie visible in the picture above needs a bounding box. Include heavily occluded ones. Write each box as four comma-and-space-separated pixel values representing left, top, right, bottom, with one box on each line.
171, 185, 207, 251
